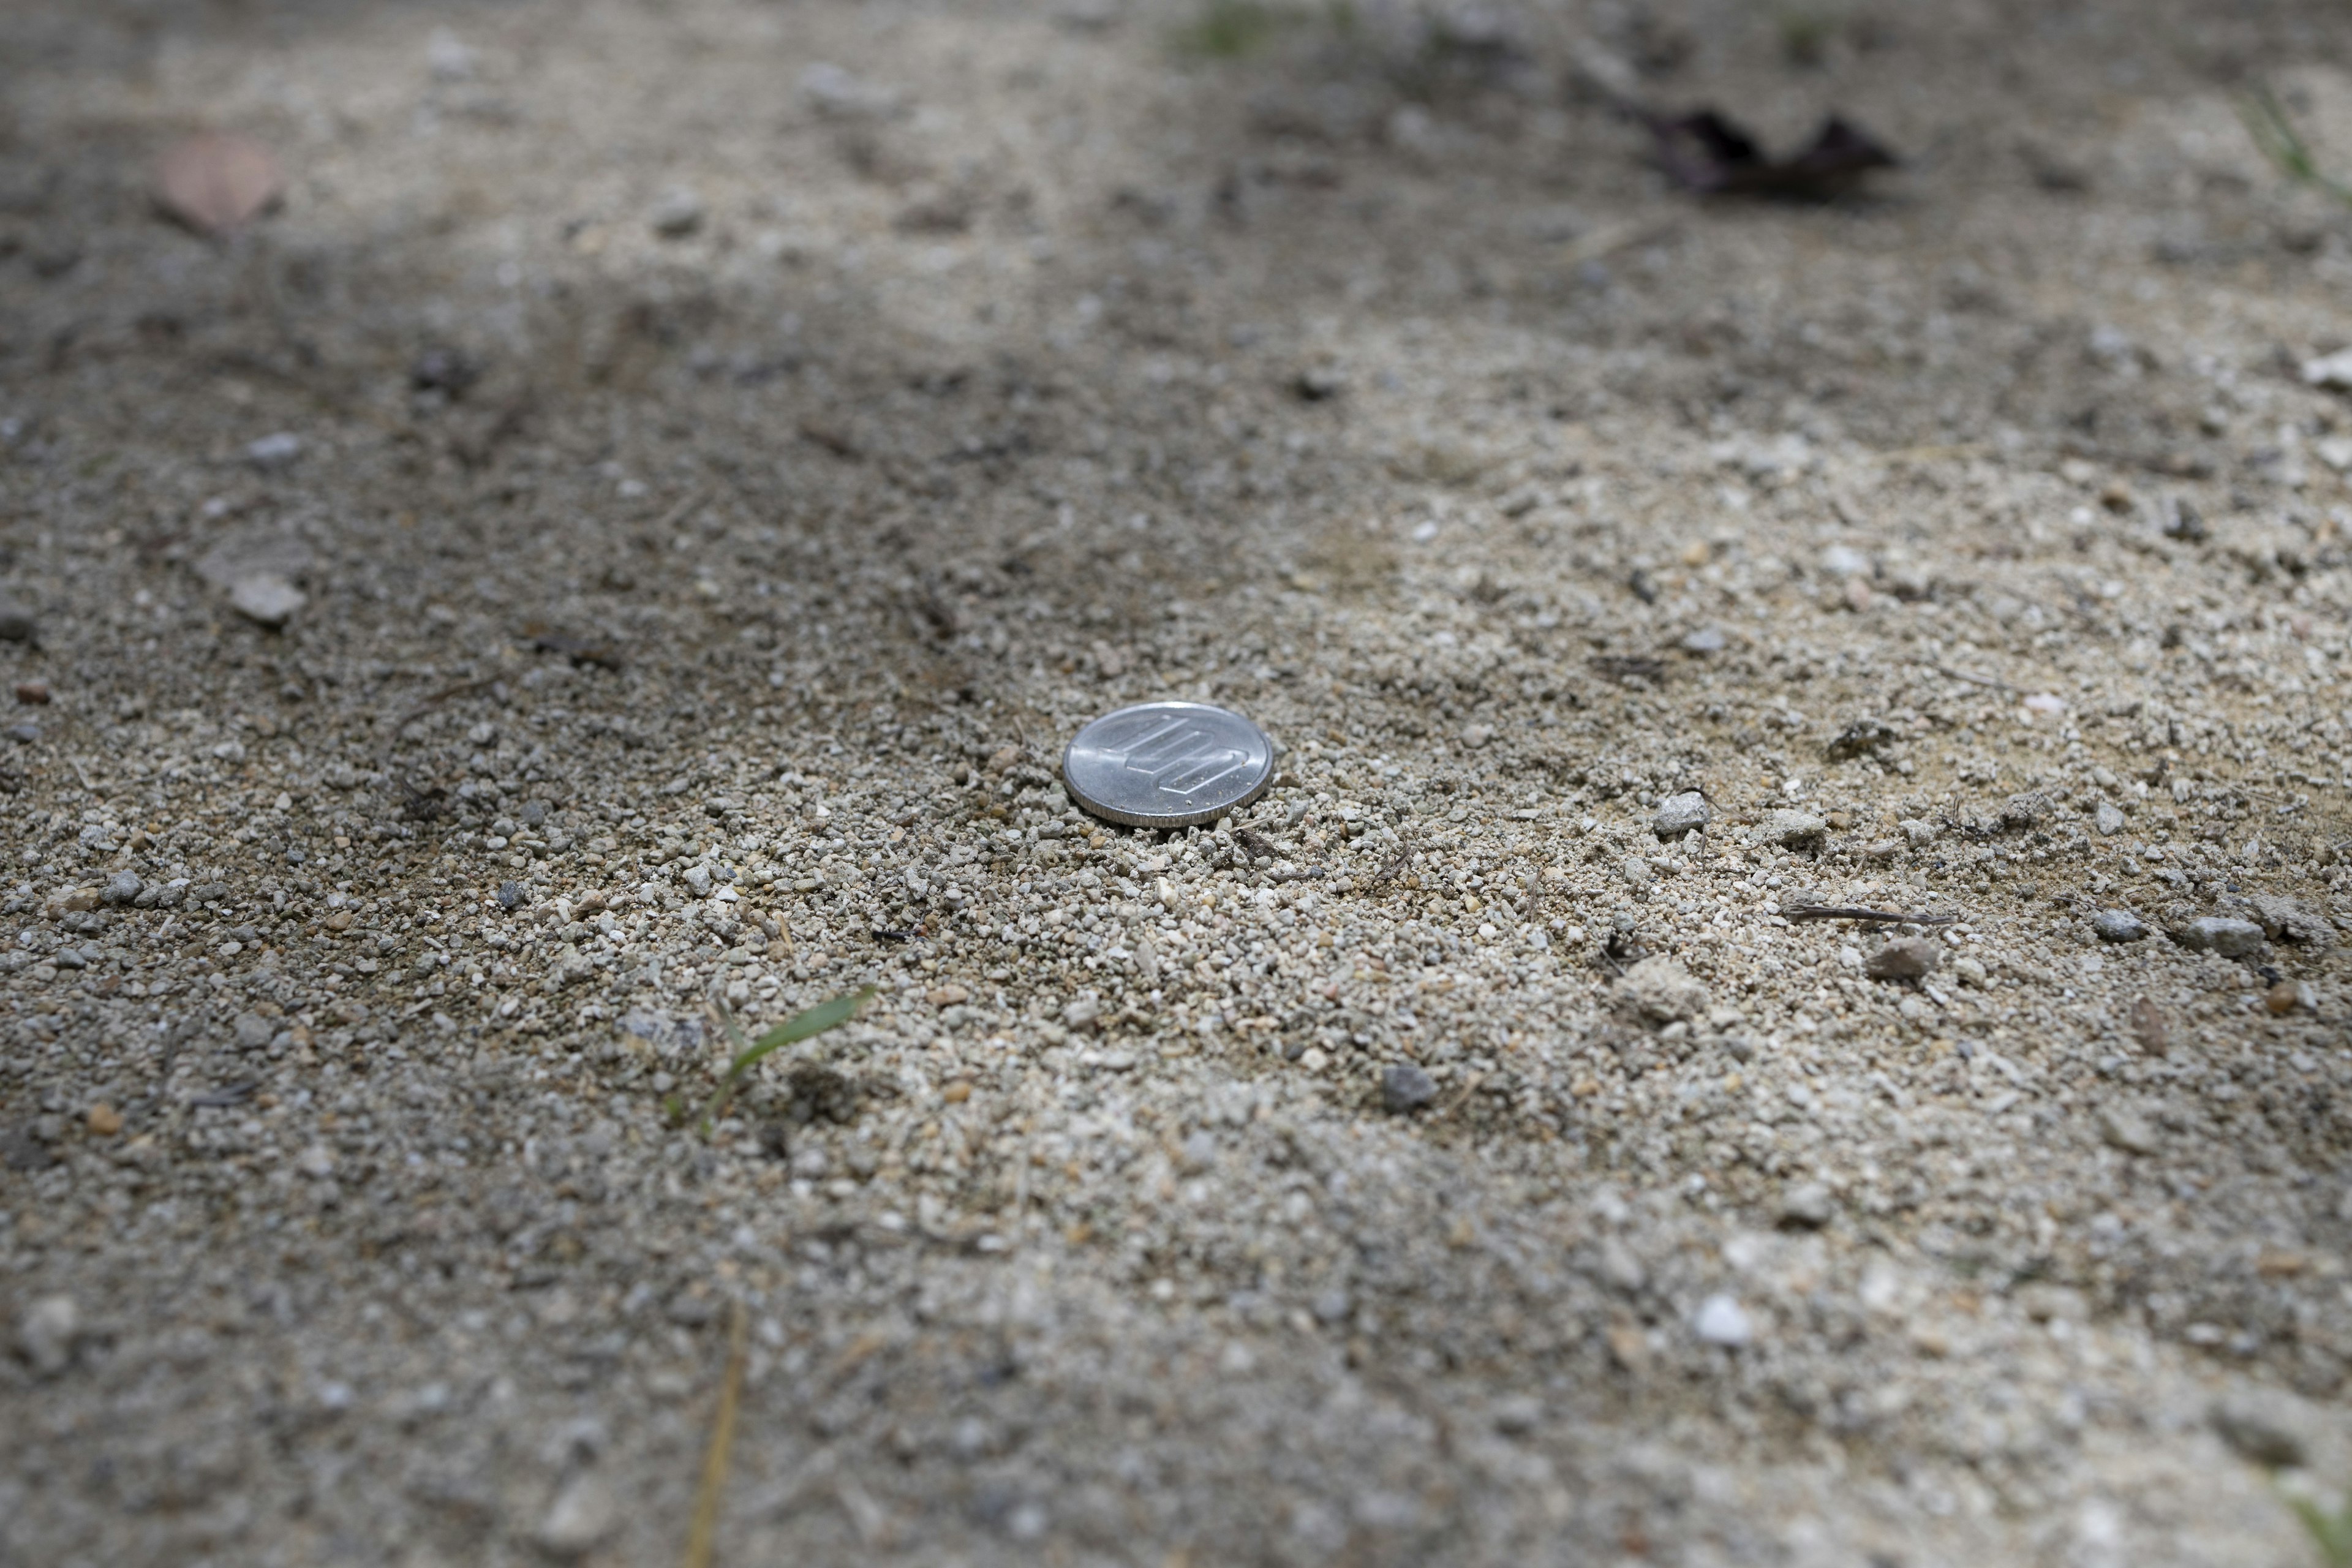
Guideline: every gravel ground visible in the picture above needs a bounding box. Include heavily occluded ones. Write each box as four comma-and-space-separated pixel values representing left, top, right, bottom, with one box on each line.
7, 1, 2352, 1563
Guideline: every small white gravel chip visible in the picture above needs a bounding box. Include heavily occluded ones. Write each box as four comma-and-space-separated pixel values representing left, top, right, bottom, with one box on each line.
228, 573, 306, 628
16, 1294, 80, 1374
535, 1472, 617, 1558
2095, 802, 2125, 836
1694, 1294, 1752, 1348
1779, 1182, 1835, 1229
244, 431, 304, 468
2303, 348, 2352, 391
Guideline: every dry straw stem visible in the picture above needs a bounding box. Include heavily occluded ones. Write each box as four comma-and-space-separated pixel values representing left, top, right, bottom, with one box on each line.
680, 1299, 749, 1568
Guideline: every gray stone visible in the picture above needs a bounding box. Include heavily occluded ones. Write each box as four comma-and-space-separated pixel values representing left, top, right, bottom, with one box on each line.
1490, 1394, 1544, 1435
1778, 1182, 1835, 1229
244, 431, 304, 469
1898, 818, 1937, 847
2250, 895, 2336, 949
2173, 916, 2265, 959
1679, 625, 1727, 655
1618, 955, 1707, 1024
2211, 1389, 2313, 1469
534, 1471, 617, 1558
0, 595, 35, 644
228, 573, 306, 628
100, 870, 142, 907
1820, 544, 1871, 578
232, 1012, 274, 1050
1380, 1063, 1437, 1114
1062, 995, 1102, 1031
1693, 1293, 1752, 1347
15, 1294, 79, 1374
496, 881, 526, 910
2100, 1105, 2161, 1156
1619, 855, 1653, 889
1864, 937, 1940, 979
2094, 802, 2125, 836
647, 186, 704, 238
1758, 809, 1827, 848
1652, 791, 1710, 839
2091, 908, 2148, 943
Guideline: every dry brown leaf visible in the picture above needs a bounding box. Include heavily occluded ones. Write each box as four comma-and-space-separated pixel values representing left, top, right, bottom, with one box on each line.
155, 132, 284, 235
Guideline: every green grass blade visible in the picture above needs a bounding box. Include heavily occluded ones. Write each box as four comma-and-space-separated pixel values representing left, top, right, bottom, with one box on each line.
696, 987, 873, 1136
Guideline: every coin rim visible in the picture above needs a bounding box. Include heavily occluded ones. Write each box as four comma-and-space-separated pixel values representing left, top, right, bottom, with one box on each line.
1060, 701, 1276, 829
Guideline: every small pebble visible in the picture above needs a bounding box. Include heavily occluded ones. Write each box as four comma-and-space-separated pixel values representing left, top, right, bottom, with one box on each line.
1618, 954, 1708, 1023
13, 680, 48, 705
244, 431, 304, 469
2267, 981, 2316, 1017
1679, 625, 1727, 655
85, 1103, 121, 1136
2090, 909, 2147, 943
15, 1294, 80, 1374
228, 573, 306, 628
648, 186, 705, 238
1693, 1293, 1752, 1348
496, 881, 526, 910
1778, 1182, 1835, 1229
2172, 916, 2264, 959
1490, 1394, 1545, 1435
1865, 937, 1940, 979
2094, 802, 2125, 836
1651, 791, 1709, 839
101, 870, 142, 907
1758, 809, 1827, 848
2211, 1389, 2313, 1468
0, 595, 35, 644
2100, 1105, 2161, 1156
1379, 1063, 1437, 1114
533, 1472, 617, 1558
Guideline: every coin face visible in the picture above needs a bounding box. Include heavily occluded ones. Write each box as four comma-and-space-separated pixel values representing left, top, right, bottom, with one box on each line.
1061, 702, 1275, 829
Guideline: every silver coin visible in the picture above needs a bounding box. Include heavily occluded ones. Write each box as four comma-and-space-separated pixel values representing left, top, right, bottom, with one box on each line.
1061, 701, 1275, 829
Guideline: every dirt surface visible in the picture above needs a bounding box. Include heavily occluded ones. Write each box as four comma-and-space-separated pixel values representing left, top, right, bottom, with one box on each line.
7, 1, 2352, 1563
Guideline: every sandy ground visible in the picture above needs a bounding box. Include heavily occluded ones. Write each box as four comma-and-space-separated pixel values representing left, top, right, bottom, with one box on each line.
7, 1, 2352, 1563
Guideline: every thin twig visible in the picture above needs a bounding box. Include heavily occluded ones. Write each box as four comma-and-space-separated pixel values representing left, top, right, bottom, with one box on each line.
391, 676, 499, 733
680, 1299, 749, 1568
1559, 216, 1679, 270
1920, 662, 2019, 694
652, 486, 709, 535
1782, 903, 1958, 927
1434, 1070, 1488, 1121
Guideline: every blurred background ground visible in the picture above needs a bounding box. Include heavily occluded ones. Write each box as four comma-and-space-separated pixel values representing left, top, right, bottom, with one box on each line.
7, 1, 2352, 1564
